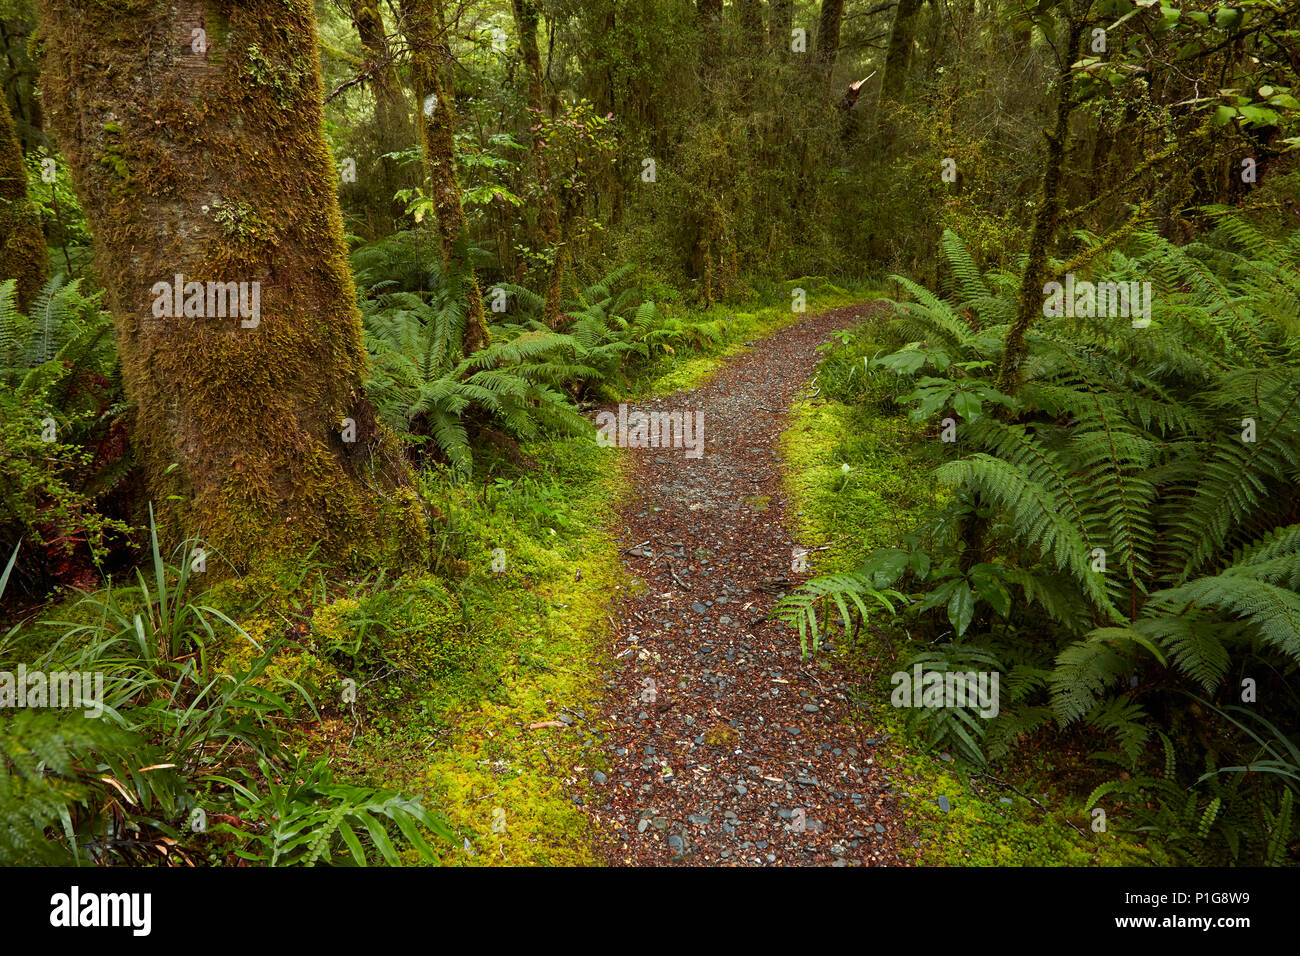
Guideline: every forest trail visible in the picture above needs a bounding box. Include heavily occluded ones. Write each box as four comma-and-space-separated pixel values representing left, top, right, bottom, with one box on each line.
586, 303, 911, 866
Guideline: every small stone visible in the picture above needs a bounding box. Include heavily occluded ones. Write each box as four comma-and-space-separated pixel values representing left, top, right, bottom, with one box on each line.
874, 823, 885, 833
668, 834, 685, 854
652, 816, 669, 830
803, 703, 819, 713
691, 602, 708, 614
593, 770, 608, 785
937, 795, 952, 812
638, 818, 649, 834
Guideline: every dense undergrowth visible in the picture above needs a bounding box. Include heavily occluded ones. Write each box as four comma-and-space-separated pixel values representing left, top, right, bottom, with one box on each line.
779, 211, 1300, 866
0, 274, 855, 866
782, 301, 1143, 865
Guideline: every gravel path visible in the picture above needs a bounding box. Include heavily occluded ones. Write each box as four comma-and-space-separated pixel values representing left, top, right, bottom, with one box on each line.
584, 303, 911, 867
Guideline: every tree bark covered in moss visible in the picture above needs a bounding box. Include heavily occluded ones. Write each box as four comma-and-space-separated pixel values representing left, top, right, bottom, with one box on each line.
882, 0, 924, 101
814, 0, 846, 88
738, 0, 765, 51
348, 0, 414, 225
36, 0, 420, 568
996, 8, 1090, 395
509, 0, 564, 328
697, 0, 723, 21
0, 91, 47, 312
768, 0, 793, 58
400, 0, 490, 354
349, 0, 405, 112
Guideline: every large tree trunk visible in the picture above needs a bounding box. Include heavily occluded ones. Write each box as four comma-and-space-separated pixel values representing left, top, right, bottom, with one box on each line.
0, 92, 47, 311
882, 0, 925, 101
768, 0, 793, 58
697, 0, 723, 21
36, 0, 421, 567
509, 0, 565, 328
738, 0, 765, 51
348, 0, 415, 228
814, 0, 846, 88
401, 0, 490, 354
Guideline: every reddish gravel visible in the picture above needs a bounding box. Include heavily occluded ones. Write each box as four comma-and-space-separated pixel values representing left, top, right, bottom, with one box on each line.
584, 304, 911, 867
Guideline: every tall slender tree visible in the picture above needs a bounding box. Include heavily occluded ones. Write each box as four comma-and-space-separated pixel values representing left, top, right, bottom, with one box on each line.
0, 92, 46, 311
881, 0, 925, 101
814, 0, 846, 88
36, 0, 420, 566
347, 0, 415, 226
509, 0, 565, 328
400, 0, 490, 354
738, 0, 765, 52
768, 0, 793, 58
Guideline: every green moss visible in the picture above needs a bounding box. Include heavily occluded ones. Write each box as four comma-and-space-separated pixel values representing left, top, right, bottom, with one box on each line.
328, 436, 630, 865
243, 43, 307, 109
218, 617, 338, 715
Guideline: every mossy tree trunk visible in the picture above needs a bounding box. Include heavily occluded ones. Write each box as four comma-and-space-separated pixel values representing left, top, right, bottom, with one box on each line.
36, 0, 421, 568
814, 0, 846, 90
768, 0, 793, 59
738, 0, 765, 52
0, 92, 47, 312
996, 6, 1090, 395
348, 0, 415, 227
509, 0, 565, 328
881, 0, 925, 101
400, 0, 490, 355
968, 2, 1089, 576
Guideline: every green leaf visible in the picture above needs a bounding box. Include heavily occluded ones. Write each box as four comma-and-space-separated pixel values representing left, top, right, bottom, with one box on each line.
969, 565, 1012, 618
948, 585, 976, 636
953, 389, 982, 422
